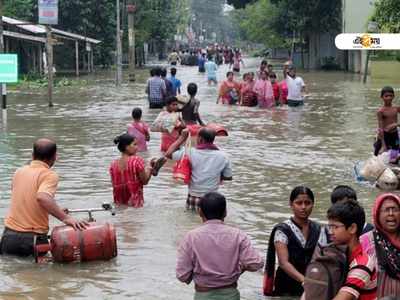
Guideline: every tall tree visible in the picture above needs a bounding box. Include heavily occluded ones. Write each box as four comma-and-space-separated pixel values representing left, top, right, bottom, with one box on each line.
372, 0, 400, 32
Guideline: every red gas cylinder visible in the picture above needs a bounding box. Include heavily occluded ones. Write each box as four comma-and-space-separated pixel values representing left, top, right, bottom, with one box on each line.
186, 123, 228, 137
49, 222, 117, 263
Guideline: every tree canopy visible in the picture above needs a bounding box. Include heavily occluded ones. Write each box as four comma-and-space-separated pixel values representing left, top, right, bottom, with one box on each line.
232, 0, 341, 50
2, 0, 192, 65
372, 0, 400, 32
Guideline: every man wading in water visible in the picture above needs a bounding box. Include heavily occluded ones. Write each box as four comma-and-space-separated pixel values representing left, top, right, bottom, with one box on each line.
154, 128, 232, 209
176, 192, 264, 299
0, 139, 88, 257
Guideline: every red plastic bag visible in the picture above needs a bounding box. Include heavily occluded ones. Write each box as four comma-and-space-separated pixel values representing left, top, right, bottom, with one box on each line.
172, 135, 192, 185
172, 154, 191, 184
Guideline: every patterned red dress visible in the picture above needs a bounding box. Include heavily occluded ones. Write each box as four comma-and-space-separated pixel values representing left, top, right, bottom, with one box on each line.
109, 156, 145, 207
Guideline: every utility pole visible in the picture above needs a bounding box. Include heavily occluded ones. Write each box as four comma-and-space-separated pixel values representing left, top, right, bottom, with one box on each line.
46, 26, 54, 107
127, 1, 136, 82
0, 0, 6, 117
116, 0, 123, 86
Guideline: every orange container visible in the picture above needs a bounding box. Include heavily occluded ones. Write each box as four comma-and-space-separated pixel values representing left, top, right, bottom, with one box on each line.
49, 222, 117, 263
186, 123, 228, 137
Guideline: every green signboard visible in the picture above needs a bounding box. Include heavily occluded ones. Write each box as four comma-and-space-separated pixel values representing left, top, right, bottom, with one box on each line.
0, 54, 18, 83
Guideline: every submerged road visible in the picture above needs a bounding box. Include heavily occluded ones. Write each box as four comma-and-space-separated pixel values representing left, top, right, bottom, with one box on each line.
0, 57, 398, 299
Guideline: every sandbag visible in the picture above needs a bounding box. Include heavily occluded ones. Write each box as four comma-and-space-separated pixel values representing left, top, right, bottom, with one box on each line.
360, 156, 386, 181
376, 168, 398, 191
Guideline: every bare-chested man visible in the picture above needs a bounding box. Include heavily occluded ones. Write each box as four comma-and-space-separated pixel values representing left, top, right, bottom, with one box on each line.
375, 86, 400, 163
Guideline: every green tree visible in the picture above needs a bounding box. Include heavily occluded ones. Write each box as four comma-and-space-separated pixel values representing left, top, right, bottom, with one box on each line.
4, 0, 35, 20
232, 0, 284, 48
372, 0, 400, 32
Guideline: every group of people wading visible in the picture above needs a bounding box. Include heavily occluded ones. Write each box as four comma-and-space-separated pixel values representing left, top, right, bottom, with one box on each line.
1, 57, 399, 300
217, 60, 306, 108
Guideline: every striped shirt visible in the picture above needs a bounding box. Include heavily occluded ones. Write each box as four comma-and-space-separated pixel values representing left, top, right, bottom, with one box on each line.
340, 244, 377, 300
146, 76, 166, 105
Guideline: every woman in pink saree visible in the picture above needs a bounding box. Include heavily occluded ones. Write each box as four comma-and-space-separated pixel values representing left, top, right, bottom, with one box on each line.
127, 108, 150, 152
253, 70, 274, 108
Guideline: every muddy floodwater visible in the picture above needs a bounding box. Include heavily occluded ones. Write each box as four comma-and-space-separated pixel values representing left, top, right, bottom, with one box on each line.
0, 58, 399, 300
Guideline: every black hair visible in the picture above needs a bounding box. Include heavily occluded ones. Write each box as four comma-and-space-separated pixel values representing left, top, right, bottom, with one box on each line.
33, 140, 57, 161
267, 64, 273, 68
269, 72, 277, 78
381, 86, 395, 97
290, 186, 315, 203
165, 96, 178, 106
150, 68, 156, 77
198, 128, 216, 143
160, 68, 167, 77
199, 192, 226, 220
170, 67, 177, 76
187, 83, 198, 96
327, 200, 365, 237
131, 107, 142, 120
261, 60, 267, 65
114, 133, 135, 153
154, 67, 161, 76
331, 185, 357, 204
226, 71, 234, 77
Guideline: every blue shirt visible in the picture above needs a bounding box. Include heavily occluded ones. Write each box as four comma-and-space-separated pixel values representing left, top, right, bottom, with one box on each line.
205, 61, 217, 78
198, 57, 206, 68
168, 76, 182, 96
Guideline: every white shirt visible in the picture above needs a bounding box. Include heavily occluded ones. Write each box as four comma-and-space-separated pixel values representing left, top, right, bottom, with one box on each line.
286, 76, 305, 101
172, 148, 232, 197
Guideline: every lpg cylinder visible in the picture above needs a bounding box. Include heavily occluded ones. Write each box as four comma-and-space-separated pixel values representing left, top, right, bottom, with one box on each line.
50, 222, 117, 263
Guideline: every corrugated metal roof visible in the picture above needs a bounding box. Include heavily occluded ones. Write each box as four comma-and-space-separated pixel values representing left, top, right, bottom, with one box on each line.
3, 16, 46, 34
2, 16, 101, 44
51, 28, 101, 44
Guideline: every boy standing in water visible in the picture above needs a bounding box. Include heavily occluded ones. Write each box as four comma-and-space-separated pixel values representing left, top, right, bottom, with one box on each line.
169, 68, 182, 96
181, 83, 205, 126
375, 86, 400, 163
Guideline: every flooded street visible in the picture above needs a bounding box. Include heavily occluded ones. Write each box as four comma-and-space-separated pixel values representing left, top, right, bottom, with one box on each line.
0, 57, 399, 299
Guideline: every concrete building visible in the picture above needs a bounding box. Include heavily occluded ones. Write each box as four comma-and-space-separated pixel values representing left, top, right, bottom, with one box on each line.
342, 0, 376, 73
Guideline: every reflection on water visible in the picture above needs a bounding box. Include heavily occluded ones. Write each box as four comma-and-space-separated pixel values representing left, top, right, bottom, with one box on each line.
0, 58, 399, 299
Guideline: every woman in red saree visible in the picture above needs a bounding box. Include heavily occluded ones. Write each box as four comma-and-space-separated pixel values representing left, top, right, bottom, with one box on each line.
217, 71, 240, 105
360, 193, 400, 298
109, 133, 153, 207
240, 72, 257, 107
